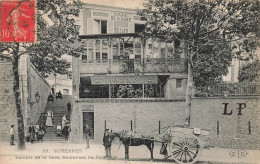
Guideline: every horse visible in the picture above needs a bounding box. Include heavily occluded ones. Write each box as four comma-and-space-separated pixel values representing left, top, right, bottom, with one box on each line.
111, 130, 155, 160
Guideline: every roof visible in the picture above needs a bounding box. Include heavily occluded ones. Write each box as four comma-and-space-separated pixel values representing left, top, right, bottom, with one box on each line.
83, 3, 138, 13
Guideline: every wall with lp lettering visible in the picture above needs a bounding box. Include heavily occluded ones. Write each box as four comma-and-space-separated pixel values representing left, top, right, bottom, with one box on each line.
71, 97, 260, 149
190, 97, 260, 149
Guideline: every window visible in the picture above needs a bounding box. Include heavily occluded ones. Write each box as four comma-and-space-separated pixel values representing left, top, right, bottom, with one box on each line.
134, 38, 141, 59
161, 48, 165, 59
176, 79, 183, 88
102, 53, 108, 63
101, 21, 107, 34
63, 89, 69, 95
82, 55, 87, 62
174, 40, 181, 58
88, 41, 94, 63
94, 20, 107, 34
112, 38, 119, 60
96, 52, 100, 63
175, 39, 181, 48
135, 24, 145, 33
82, 49, 87, 62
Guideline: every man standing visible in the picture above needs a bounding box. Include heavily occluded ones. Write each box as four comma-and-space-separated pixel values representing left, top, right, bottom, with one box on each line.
84, 124, 91, 149
51, 86, 55, 95
28, 123, 35, 144
67, 101, 72, 113
103, 129, 112, 158
9, 125, 15, 146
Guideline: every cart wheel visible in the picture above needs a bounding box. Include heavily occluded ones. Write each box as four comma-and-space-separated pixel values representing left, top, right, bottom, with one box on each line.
170, 134, 201, 164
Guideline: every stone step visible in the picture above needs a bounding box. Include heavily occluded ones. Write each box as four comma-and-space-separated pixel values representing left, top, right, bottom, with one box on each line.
36, 95, 73, 143
43, 139, 68, 142
42, 140, 68, 143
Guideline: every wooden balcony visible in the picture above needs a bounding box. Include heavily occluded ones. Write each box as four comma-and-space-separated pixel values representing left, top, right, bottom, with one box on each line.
80, 58, 187, 74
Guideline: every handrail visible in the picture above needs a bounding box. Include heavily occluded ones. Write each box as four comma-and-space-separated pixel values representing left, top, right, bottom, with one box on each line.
197, 82, 260, 97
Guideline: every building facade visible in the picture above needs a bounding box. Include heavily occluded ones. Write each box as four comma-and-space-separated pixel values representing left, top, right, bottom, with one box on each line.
73, 4, 188, 100
71, 3, 187, 142
45, 54, 73, 95
69, 4, 260, 150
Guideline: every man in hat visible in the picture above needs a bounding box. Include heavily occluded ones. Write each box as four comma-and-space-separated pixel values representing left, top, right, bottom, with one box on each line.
103, 129, 112, 158
67, 101, 72, 113
84, 124, 91, 149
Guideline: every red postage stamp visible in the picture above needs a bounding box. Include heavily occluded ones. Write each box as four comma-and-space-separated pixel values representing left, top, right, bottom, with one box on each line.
1, 0, 36, 42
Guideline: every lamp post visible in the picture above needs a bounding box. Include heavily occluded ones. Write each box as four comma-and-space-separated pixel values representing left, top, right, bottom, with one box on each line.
31, 92, 40, 105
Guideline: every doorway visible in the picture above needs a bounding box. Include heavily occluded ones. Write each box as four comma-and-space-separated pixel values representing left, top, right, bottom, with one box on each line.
83, 112, 94, 139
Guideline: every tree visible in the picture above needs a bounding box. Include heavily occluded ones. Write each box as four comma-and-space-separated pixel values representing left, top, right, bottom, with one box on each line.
0, 0, 82, 149
238, 59, 260, 82
138, 0, 259, 124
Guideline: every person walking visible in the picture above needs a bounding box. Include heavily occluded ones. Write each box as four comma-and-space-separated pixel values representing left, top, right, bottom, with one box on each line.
51, 86, 55, 95
62, 123, 70, 140
62, 114, 69, 130
35, 122, 40, 140
103, 129, 112, 158
9, 125, 15, 146
47, 93, 54, 102
28, 123, 35, 144
45, 109, 53, 127
38, 123, 46, 142
56, 122, 62, 136
84, 124, 91, 149
67, 101, 72, 113
56, 90, 62, 99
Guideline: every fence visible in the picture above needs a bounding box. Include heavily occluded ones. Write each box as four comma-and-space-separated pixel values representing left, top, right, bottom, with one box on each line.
210, 82, 260, 97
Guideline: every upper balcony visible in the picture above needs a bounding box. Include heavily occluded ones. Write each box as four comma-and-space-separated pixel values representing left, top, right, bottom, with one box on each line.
79, 33, 187, 75
80, 58, 187, 74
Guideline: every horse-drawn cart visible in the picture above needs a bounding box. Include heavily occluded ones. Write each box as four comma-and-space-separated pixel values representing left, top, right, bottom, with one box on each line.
158, 126, 211, 164
111, 126, 210, 164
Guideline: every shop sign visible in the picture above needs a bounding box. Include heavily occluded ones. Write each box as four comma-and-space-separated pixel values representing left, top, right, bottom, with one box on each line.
114, 27, 128, 33
91, 75, 158, 85
111, 12, 131, 22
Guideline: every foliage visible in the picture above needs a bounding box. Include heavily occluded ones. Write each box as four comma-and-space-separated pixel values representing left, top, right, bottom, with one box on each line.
0, 0, 83, 77
0, 0, 83, 150
238, 59, 260, 82
138, 0, 260, 92
193, 41, 232, 88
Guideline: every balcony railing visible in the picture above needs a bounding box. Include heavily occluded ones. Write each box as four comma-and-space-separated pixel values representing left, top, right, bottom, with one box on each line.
197, 82, 260, 97
81, 58, 187, 74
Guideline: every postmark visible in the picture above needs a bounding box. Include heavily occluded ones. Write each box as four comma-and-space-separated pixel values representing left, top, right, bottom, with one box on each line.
1, 0, 35, 42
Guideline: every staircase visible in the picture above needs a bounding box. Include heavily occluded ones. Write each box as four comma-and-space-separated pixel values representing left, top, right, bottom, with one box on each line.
38, 95, 73, 142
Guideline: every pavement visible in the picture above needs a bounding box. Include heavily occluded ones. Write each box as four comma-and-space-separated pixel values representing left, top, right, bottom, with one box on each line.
0, 140, 259, 164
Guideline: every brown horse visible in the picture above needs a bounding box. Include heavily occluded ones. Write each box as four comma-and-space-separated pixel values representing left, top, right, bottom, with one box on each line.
111, 131, 155, 160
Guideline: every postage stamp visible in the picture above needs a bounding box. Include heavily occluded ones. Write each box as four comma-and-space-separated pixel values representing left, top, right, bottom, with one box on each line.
0, 0, 35, 42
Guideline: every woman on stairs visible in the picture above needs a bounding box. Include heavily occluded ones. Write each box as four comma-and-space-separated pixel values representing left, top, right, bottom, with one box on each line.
45, 109, 54, 127
62, 114, 69, 130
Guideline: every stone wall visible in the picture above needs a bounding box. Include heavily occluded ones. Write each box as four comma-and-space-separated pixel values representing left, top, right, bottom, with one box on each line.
0, 58, 18, 140
70, 98, 187, 143
26, 62, 51, 128
190, 97, 260, 149
0, 55, 51, 140
70, 96, 260, 150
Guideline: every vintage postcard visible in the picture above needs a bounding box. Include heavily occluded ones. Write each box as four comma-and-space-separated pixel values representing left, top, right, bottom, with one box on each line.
0, 0, 259, 164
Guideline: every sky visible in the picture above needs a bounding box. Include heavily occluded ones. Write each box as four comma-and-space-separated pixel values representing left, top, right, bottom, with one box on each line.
81, 0, 147, 9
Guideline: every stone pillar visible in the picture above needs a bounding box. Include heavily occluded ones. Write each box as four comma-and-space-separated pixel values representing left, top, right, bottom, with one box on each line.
72, 56, 80, 98
69, 101, 83, 143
